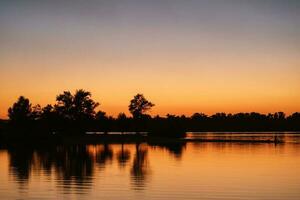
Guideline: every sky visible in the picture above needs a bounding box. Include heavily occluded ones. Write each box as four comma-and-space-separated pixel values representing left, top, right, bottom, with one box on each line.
0, 0, 299, 118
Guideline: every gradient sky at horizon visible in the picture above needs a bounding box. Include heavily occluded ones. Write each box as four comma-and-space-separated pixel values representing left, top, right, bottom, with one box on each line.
0, 0, 299, 118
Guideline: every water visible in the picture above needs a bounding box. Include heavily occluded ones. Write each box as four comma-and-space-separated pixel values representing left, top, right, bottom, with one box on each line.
1, 133, 300, 200
186, 132, 300, 143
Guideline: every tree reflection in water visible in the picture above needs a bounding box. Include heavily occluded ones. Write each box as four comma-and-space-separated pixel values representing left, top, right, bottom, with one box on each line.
117, 143, 131, 168
8, 147, 34, 191
130, 143, 150, 190
149, 142, 186, 159
6, 143, 186, 193
95, 144, 113, 167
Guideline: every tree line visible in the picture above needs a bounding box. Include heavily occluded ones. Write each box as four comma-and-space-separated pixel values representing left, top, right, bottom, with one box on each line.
1, 89, 300, 138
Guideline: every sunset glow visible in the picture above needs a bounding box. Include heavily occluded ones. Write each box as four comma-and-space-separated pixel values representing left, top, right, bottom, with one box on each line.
1, 0, 299, 118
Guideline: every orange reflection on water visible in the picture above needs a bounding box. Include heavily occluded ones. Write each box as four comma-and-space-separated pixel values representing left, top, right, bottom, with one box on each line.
0, 142, 300, 199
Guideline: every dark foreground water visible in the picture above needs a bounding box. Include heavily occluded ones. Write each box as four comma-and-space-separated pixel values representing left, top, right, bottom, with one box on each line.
1, 133, 300, 200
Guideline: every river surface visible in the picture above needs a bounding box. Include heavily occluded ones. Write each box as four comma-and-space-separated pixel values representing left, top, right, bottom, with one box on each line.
0, 132, 300, 200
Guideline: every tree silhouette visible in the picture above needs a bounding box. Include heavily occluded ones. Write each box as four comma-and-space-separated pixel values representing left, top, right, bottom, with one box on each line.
129, 94, 154, 119
117, 113, 127, 133
274, 112, 285, 120
55, 91, 73, 119
8, 96, 32, 121
117, 112, 127, 120
95, 110, 107, 121
73, 90, 99, 120
191, 112, 207, 120
54, 89, 99, 120
40, 104, 55, 120
3, 90, 300, 136
31, 104, 42, 120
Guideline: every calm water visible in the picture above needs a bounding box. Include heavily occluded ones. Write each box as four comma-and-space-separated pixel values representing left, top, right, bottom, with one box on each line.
186, 132, 300, 143
1, 133, 300, 200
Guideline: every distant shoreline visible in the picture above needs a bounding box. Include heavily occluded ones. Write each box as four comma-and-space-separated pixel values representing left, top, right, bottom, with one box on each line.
0, 132, 291, 146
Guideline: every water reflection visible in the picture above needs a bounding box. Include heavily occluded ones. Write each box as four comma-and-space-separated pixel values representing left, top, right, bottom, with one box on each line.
8, 145, 95, 194
3, 143, 152, 193
116, 143, 131, 168
8, 147, 34, 188
5, 142, 186, 194
94, 144, 113, 167
130, 143, 150, 190
53, 146, 94, 193
149, 142, 186, 159
2, 139, 300, 200
187, 132, 300, 143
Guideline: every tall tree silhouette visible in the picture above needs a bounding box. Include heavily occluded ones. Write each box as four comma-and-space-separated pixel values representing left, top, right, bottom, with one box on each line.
54, 91, 73, 119
129, 94, 154, 119
54, 89, 99, 120
8, 96, 32, 121
73, 89, 99, 120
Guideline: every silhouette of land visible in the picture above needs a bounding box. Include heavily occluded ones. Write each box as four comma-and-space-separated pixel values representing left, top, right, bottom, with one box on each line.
0, 89, 299, 143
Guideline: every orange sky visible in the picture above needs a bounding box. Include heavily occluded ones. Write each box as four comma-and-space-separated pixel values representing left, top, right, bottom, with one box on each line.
0, 0, 299, 118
